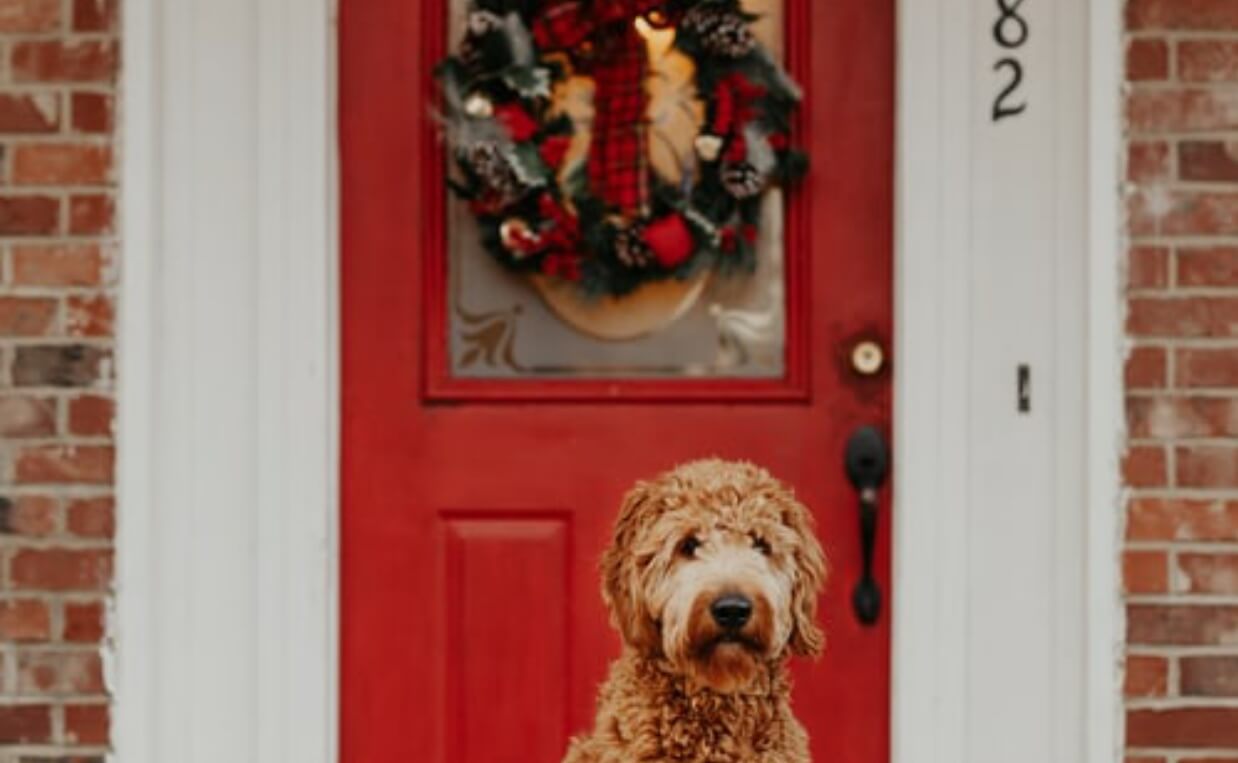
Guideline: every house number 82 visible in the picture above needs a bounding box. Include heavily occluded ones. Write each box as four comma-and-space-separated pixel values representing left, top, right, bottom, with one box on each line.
992, 0, 1028, 121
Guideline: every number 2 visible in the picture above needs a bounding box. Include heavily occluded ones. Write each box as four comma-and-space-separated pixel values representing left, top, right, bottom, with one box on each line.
992, 58, 1026, 121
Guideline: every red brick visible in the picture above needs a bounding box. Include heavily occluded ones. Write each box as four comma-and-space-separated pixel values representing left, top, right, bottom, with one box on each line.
0, 396, 56, 438
1127, 396, 1238, 438
0, 93, 59, 133
1129, 141, 1171, 183
10, 549, 111, 591
1178, 553, 1238, 595
1124, 445, 1168, 488
72, 0, 116, 31
1128, 0, 1238, 30
70, 91, 112, 134
1129, 189, 1238, 236
0, 195, 59, 235
1129, 38, 1170, 81
1127, 758, 1167, 763
12, 143, 112, 186
11, 244, 107, 287
62, 600, 103, 642
68, 193, 113, 234
1127, 88, 1238, 133
1177, 445, 1238, 488
0, 705, 52, 743
1128, 497, 1238, 541
64, 703, 108, 745
0, 495, 58, 537
1177, 348, 1238, 388
66, 496, 112, 539
66, 294, 113, 337
68, 395, 112, 436
1124, 550, 1169, 593
1128, 297, 1238, 338
0, 0, 60, 32
1129, 246, 1169, 289
1128, 604, 1238, 645
1125, 654, 1169, 697
11, 41, 119, 83
1180, 39, 1238, 82
1181, 656, 1238, 696
0, 600, 50, 642
1180, 141, 1238, 182
1179, 246, 1238, 286
17, 650, 104, 694
1127, 346, 1167, 389
15, 446, 113, 485
1127, 707, 1238, 748
0, 297, 56, 337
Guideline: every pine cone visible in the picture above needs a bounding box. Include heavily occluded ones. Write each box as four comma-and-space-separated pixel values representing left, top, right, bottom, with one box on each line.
683, 6, 757, 58
458, 36, 484, 71
614, 226, 654, 268
465, 142, 524, 203
721, 161, 765, 198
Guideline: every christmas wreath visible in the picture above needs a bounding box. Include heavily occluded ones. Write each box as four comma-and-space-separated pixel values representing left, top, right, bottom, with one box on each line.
437, 0, 806, 297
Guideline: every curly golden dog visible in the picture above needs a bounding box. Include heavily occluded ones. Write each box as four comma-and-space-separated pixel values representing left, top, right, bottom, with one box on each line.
563, 459, 827, 763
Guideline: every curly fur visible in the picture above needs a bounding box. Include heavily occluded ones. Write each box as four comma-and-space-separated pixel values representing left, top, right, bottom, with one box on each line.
564, 459, 827, 763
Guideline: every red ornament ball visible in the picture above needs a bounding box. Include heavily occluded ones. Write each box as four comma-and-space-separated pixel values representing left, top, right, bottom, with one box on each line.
643, 214, 695, 268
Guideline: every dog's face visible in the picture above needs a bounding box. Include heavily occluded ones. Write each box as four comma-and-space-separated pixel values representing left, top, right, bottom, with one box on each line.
601, 460, 827, 693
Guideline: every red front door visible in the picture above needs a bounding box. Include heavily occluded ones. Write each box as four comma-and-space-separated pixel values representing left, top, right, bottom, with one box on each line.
340, 0, 893, 760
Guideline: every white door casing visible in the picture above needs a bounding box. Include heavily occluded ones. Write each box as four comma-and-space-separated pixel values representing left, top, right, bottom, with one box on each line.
893, 0, 1124, 762
114, 1, 1123, 763
115, 0, 337, 761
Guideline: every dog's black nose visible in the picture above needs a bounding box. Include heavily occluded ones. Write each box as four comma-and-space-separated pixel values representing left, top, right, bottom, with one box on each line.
710, 594, 753, 630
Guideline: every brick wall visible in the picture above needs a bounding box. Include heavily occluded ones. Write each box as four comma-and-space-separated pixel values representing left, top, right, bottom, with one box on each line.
0, 0, 116, 760
1124, 0, 1238, 760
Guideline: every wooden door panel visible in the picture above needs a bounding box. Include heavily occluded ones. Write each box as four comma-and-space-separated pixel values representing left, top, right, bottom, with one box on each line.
340, 0, 894, 759
445, 515, 570, 760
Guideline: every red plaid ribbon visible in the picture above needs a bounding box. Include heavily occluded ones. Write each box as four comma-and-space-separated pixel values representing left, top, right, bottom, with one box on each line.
534, 1, 668, 215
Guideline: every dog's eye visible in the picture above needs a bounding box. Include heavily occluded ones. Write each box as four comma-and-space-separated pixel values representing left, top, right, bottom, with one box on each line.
752, 535, 772, 555
678, 535, 701, 558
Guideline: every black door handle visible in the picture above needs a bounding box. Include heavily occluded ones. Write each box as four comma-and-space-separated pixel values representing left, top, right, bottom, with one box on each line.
844, 426, 889, 626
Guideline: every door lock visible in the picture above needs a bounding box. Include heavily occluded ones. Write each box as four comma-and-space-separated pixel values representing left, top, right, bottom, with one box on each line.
850, 340, 885, 376
844, 426, 889, 626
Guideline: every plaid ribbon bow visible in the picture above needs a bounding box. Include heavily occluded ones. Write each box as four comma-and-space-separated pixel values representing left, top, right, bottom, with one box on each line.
534, 0, 670, 215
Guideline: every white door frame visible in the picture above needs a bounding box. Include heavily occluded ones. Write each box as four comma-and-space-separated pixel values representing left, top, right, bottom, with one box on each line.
892, 0, 1124, 762
114, 0, 337, 761
114, 1, 1124, 762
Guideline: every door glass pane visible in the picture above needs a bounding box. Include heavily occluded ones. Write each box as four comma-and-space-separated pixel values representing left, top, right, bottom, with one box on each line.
446, 0, 787, 379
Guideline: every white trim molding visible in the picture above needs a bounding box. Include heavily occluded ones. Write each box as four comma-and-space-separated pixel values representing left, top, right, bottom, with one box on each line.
1085, 0, 1126, 758
114, 1, 338, 762
893, 0, 1124, 762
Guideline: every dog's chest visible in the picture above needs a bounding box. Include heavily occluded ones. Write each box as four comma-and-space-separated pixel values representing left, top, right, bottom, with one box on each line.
653, 691, 783, 762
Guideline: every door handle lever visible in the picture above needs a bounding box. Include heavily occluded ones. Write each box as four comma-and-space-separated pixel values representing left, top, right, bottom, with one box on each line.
844, 426, 889, 626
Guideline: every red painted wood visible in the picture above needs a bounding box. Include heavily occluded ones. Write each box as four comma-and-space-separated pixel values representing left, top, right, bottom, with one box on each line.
445, 515, 570, 760
340, 0, 894, 760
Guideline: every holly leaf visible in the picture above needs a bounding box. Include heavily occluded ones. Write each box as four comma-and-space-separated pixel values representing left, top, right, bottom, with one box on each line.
501, 66, 552, 98
502, 143, 547, 186
776, 149, 809, 183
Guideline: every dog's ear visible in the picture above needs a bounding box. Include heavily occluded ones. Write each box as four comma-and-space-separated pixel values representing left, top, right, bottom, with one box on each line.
785, 497, 827, 657
601, 481, 661, 651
